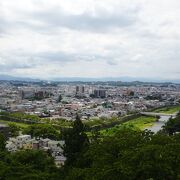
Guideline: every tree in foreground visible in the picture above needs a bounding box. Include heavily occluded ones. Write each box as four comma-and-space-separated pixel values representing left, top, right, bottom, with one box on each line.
163, 113, 180, 135
64, 128, 180, 180
0, 133, 6, 151
0, 149, 60, 180
63, 114, 89, 166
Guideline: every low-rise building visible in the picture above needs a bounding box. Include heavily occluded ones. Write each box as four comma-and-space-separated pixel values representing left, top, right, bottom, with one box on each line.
6, 135, 66, 167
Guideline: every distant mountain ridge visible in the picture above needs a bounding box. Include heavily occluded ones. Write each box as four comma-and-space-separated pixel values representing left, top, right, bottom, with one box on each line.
0, 74, 40, 82
52, 77, 180, 83
0, 74, 180, 83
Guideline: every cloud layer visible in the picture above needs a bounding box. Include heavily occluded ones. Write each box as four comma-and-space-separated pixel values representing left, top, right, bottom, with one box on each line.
0, 0, 180, 80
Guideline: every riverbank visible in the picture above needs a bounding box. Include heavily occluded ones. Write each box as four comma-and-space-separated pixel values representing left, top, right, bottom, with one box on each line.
100, 115, 157, 136
146, 115, 170, 133
153, 106, 180, 114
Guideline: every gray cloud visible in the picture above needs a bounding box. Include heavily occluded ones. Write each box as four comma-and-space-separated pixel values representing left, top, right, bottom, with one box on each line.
0, 0, 180, 80
13, 6, 139, 33
45, 12, 134, 30
0, 50, 106, 70
0, 18, 10, 36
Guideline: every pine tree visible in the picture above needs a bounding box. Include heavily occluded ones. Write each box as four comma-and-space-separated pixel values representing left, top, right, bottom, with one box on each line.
0, 133, 6, 151
63, 114, 89, 166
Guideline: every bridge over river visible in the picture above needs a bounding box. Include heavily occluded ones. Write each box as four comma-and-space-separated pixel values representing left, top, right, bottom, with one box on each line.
140, 112, 176, 118
140, 112, 177, 133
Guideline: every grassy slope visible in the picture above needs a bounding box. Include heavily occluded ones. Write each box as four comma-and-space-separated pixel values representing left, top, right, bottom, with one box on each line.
154, 106, 180, 114
101, 116, 157, 136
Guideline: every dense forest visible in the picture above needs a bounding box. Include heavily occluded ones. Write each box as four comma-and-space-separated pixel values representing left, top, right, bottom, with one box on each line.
0, 113, 180, 180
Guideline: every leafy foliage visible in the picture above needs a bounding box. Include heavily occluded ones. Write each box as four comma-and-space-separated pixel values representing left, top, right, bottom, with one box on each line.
0, 150, 60, 180
23, 124, 60, 140
163, 113, 180, 135
65, 128, 180, 180
8, 123, 20, 137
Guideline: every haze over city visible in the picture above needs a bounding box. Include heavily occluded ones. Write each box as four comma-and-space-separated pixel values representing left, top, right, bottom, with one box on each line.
0, 0, 180, 81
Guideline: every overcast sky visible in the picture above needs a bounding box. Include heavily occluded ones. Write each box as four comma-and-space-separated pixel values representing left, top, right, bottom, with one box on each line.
0, 0, 180, 80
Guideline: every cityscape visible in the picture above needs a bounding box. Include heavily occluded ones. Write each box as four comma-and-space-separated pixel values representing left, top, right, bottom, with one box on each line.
0, 80, 180, 120
0, 0, 180, 179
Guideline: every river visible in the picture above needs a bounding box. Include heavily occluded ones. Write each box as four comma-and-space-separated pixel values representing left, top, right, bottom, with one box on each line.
146, 116, 170, 133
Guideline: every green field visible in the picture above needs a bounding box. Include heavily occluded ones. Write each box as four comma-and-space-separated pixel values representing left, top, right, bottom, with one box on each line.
154, 106, 180, 114
101, 116, 157, 136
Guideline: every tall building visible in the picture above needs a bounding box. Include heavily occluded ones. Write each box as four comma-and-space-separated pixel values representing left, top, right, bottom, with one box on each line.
20, 89, 48, 99
94, 89, 106, 98
76, 86, 85, 95
20, 89, 35, 99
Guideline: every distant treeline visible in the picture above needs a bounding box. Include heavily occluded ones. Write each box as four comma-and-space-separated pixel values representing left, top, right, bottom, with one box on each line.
0, 112, 43, 124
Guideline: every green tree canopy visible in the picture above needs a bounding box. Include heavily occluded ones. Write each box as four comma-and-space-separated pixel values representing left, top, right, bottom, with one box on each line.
65, 128, 180, 180
163, 113, 180, 135
23, 124, 60, 140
